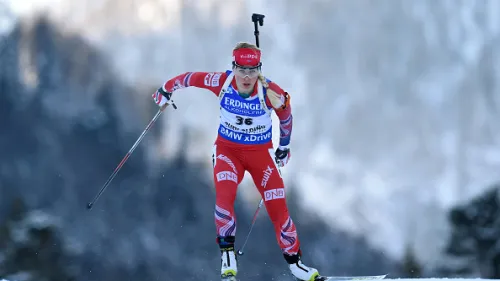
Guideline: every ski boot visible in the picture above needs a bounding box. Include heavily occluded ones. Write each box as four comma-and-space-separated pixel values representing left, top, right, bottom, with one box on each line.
218, 236, 238, 281
284, 252, 320, 281
221, 248, 238, 280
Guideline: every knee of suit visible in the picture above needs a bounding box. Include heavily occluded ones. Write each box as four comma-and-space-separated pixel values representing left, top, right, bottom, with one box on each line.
215, 190, 238, 206
263, 199, 290, 220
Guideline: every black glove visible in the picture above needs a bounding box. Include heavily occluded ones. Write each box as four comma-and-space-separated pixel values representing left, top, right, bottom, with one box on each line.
275, 146, 291, 167
158, 87, 172, 100
152, 87, 177, 109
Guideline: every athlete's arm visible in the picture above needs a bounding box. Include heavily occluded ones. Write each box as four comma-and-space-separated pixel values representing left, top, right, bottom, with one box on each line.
266, 82, 292, 148
152, 72, 228, 106
163, 72, 228, 96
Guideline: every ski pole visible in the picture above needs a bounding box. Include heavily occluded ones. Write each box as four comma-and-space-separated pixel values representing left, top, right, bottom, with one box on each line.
86, 101, 176, 210
237, 199, 263, 255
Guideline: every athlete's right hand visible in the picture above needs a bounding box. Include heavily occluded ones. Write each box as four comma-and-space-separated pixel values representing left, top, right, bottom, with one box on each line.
152, 87, 175, 110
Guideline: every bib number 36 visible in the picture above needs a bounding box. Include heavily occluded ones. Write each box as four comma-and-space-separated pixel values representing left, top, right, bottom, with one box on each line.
236, 116, 253, 125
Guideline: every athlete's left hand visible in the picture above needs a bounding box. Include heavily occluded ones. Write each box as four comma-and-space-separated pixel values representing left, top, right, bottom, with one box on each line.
267, 89, 290, 110
275, 146, 291, 167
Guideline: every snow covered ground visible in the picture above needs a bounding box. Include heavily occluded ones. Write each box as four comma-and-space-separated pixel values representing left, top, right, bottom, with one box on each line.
369, 279, 492, 281
0, 278, 498, 281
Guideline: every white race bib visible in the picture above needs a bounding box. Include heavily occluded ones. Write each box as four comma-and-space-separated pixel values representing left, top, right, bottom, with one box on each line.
217, 71, 273, 145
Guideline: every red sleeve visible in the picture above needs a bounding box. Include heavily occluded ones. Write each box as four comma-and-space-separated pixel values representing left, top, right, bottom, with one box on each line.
162, 71, 229, 97
266, 81, 293, 147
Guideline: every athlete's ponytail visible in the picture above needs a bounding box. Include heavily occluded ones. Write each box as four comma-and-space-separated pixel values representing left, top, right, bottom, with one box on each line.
258, 73, 269, 89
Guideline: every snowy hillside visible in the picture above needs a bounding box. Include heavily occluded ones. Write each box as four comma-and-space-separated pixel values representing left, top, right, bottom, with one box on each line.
2, 0, 500, 279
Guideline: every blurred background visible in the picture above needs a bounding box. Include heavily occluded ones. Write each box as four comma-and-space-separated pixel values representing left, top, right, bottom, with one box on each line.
1, 0, 500, 280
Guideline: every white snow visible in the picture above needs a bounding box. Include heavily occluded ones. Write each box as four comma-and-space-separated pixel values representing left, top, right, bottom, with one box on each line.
0, 273, 495, 281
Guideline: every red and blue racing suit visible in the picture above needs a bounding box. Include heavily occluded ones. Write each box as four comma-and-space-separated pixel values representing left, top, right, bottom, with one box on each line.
154, 70, 299, 255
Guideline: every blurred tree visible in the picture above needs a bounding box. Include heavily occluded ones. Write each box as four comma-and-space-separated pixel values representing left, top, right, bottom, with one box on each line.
437, 183, 500, 278
401, 243, 422, 278
0, 197, 76, 281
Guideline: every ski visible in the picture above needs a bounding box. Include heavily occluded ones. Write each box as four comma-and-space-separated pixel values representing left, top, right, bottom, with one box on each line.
315, 274, 388, 281
221, 273, 386, 281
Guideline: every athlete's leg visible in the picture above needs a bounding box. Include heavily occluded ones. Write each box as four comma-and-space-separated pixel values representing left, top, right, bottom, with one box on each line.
211, 144, 245, 279
245, 148, 300, 254
245, 148, 320, 281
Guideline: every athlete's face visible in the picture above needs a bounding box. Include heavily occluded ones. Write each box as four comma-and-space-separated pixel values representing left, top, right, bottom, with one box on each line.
234, 65, 260, 94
